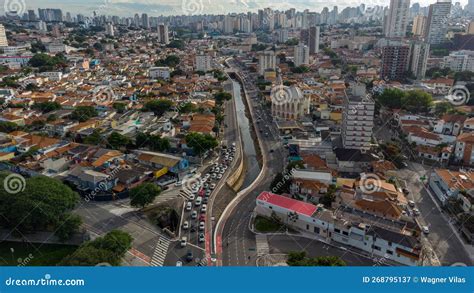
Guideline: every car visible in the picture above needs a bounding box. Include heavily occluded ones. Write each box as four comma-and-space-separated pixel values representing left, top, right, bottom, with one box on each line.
180, 237, 187, 247
186, 202, 192, 211
183, 221, 189, 230
413, 208, 421, 216
191, 210, 198, 219
203, 197, 208, 204
217, 174, 223, 180
220, 169, 225, 174
201, 204, 207, 213
402, 188, 410, 195
185, 251, 193, 262
211, 173, 217, 179
195, 196, 202, 206
175, 181, 183, 187
210, 183, 216, 190
190, 226, 196, 233
232, 142, 236, 147
422, 226, 430, 234
408, 200, 415, 207
199, 233, 205, 243
199, 221, 205, 231
176, 261, 183, 267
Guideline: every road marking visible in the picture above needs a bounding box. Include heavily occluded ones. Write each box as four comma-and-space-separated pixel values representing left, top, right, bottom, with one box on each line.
150, 235, 171, 267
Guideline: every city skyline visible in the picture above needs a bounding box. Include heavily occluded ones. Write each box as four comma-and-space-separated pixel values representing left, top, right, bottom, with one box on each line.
4, 0, 471, 17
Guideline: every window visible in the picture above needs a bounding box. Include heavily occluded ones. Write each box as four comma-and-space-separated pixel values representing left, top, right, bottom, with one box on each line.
386, 250, 393, 255
372, 245, 381, 251
335, 228, 341, 233
306, 224, 309, 230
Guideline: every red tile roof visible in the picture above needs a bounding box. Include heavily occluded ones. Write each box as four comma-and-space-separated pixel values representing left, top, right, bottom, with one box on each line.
257, 191, 318, 217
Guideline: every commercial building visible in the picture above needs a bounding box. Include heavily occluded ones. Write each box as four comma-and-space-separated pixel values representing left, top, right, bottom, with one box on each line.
443, 50, 474, 72
0, 25, 8, 47
149, 67, 171, 80
256, 192, 422, 266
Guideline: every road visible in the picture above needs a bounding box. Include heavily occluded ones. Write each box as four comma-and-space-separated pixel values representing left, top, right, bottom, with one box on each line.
220, 61, 286, 266
397, 162, 473, 266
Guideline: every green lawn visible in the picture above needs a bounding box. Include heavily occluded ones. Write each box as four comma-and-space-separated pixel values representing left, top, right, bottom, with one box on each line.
0, 242, 77, 266
254, 216, 286, 233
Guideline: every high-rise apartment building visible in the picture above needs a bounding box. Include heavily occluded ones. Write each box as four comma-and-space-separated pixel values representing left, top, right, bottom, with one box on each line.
412, 15, 427, 36
384, 0, 410, 38
195, 53, 213, 72
309, 26, 320, 54
294, 44, 310, 66
425, 0, 452, 45
0, 25, 8, 47
342, 93, 375, 151
380, 40, 410, 81
258, 51, 276, 75
157, 24, 170, 45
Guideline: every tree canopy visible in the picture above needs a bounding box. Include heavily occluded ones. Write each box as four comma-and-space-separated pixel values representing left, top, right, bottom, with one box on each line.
287, 251, 346, 266
71, 106, 98, 122
185, 132, 218, 156
0, 173, 81, 239
130, 183, 162, 208
375, 88, 433, 113
60, 230, 133, 266
143, 99, 174, 115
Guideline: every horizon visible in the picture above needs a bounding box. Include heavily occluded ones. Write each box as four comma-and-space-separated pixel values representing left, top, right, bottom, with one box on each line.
3, 0, 471, 17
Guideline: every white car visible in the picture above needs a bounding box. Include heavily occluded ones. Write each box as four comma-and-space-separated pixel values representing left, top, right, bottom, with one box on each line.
199, 221, 205, 231
186, 202, 192, 211
176, 261, 183, 267
422, 226, 430, 234
201, 204, 207, 213
188, 194, 195, 201
180, 237, 187, 247
217, 174, 223, 180
195, 196, 202, 206
408, 200, 415, 207
183, 221, 189, 230
210, 183, 216, 190
413, 208, 421, 216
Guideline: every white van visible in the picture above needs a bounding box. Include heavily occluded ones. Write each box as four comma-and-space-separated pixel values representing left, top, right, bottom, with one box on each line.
195, 196, 202, 206
186, 202, 192, 211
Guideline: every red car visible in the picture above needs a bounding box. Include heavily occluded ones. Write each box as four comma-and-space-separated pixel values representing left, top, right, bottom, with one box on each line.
199, 215, 206, 222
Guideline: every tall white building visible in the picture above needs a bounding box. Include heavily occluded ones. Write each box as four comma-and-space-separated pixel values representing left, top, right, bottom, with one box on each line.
157, 24, 169, 45
425, 0, 452, 45
224, 15, 235, 34
195, 53, 212, 72
105, 23, 115, 37
277, 29, 289, 43
412, 15, 427, 36
342, 93, 375, 151
309, 26, 320, 54
384, 0, 410, 38
0, 25, 8, 47
258, 51, 276, 75
409, 41, 430, 79
294, 43, 310, 66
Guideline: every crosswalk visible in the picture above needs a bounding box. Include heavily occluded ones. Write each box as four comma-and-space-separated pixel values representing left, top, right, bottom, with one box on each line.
154, 190, 180, 205
256, 234, 270, 256
150, 235, 171, 267
179, 189, 193, 200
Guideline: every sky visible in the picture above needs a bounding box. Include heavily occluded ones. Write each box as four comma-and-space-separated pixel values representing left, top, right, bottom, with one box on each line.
4, 0, 471, 17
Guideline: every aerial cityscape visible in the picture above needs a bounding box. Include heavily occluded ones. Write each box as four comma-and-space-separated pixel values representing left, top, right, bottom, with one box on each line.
0, 0, 473, 269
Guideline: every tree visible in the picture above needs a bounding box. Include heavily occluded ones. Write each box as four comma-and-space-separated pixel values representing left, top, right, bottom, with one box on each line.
178, 102, 197, 114
84, 129, 102, 145
0, 121, 19, 133
55, 214, 82, 242
107, 132, 131, 150
214, 92, 232, 105
143, 99, 174, 116
0, 173, 80, 235
401, 90, 433, 113
155, 55, 180, 67
185, 132, 218, 156
375, 88, 404, 109
113, 102, 126, 113
320, 185, 337, 208
60, 230, 132, 266
130, 183, 162, 208
71, 106, 98, 122
270, 172, 291, 195
32, 101, 61, 113
287, 251, 346, 266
